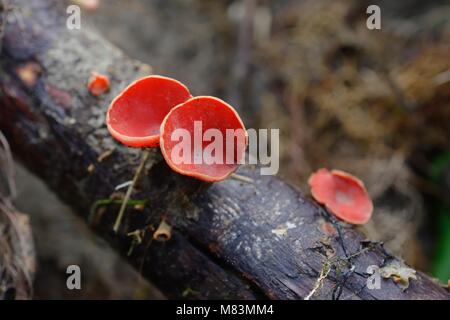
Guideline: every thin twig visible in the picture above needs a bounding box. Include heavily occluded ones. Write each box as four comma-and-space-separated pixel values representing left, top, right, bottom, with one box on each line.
332, 265, 355, 300
316, 205, 349, 258
113, 148, 150, 233
304, 262, 331, 300
230, 173, 254, 184
0, 130, 17, 200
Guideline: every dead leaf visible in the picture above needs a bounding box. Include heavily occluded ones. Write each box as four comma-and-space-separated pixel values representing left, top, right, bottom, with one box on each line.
379, 260, 417, 291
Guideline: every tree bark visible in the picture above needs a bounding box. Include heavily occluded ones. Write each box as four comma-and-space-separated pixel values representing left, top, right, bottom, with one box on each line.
0, 0, 448, 299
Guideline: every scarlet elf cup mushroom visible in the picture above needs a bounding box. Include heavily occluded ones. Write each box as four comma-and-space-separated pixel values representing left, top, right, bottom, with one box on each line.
308, 168, 373, 225
160, 96, 248, 182
107, 75, 192, 147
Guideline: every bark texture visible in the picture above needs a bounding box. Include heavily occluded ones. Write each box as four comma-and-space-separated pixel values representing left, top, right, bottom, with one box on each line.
0, 0, 449, 299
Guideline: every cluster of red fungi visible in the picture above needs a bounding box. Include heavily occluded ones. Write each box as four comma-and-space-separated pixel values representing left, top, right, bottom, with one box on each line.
105, 75, 373, 225
106, 75, 248, 182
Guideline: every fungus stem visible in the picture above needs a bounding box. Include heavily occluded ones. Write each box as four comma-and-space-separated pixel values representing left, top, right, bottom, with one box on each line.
113, 148, 150, 233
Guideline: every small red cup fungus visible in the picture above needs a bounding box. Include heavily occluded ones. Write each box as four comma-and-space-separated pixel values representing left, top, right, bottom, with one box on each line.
308, 168, 373, 225
106, 75, 191, 148
160, 96, 248, 182
88, 72, 110, 97
73, 0, 100, 11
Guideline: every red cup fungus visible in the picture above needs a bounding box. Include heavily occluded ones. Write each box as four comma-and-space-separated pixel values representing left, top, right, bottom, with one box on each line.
88, 72, 110, 97
308, 168, 373, 225
160, 96, 248, 182
106, 75, 191, 148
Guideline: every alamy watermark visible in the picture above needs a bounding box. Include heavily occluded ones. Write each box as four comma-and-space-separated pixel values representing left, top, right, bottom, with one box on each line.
366, 265, 381, 290
66, 265, 81, 290
66, 5, 81, 30
366, 5, 381, 30
169, 121, 279, 176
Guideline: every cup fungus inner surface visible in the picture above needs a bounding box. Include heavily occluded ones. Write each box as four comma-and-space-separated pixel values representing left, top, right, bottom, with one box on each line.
160, 96, 247, 181
308, 168, 373, 224
107, 76, 191, 147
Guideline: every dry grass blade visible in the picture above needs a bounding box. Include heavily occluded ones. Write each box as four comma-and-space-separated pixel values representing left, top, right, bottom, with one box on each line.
304, 262, 331, 300
0, 131, 17, 201
0, 131, 35, 299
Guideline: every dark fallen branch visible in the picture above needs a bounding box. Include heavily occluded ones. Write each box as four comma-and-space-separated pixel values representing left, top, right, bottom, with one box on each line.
0, 0, 448, 299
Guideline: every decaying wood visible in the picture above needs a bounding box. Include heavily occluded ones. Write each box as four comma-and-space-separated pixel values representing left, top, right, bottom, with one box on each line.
0, 0, 449, 299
